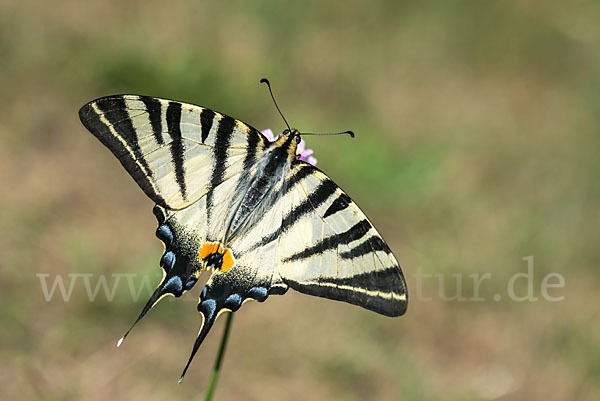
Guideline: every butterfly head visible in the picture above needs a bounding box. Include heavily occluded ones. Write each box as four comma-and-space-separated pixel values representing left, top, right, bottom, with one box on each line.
270, 128, 302, 161
282, 128, 301, 139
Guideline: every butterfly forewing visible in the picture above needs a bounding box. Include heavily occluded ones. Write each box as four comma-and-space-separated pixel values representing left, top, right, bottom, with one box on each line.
79, 95, 266, 210
277, 162, 408, 317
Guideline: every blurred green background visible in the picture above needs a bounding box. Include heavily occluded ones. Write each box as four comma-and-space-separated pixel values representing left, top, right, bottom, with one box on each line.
1, 1, 599, 400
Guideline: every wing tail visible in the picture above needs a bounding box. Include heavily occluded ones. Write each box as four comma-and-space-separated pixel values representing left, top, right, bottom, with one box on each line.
178, 269, 286, 381
179, 301, 218, 384
117, 281, 174, 347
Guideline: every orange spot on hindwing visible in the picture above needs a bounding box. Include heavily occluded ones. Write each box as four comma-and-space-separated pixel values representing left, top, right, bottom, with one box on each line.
221, 249, 234, 272
198, 242, 235, 272
199, 243, 212, 259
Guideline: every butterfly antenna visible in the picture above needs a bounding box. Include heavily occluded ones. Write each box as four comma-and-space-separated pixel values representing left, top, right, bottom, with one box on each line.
260, 78, 292, 132
301, 130, 355, 138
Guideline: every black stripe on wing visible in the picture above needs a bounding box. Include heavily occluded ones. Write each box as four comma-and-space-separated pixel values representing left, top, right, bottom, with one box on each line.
95, 97, 153, 178
324, 193, 352, 218
282, 219, 372, 262
140, 96, 164, 145
206, 115, 235, 222
200, 108, 215, 144
249, 175, 337, 251
166, 102, 188, 200
248, 163, 338, 250
339, 235, 392, 259
284, 265, 407, 317
78, 96, 168, 207
242, 123, 261, 171
285, 163, 314, 194
323, 268, 404, 293
281, 178, 337, 231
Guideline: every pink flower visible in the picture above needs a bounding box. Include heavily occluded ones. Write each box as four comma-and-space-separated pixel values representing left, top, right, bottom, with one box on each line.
260, 129, 317, 166
260, 129, 278, 143
295, 137, 317, 166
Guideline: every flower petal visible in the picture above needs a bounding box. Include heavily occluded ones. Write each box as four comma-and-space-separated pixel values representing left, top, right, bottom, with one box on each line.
297, 137, 306, 153
301, 148, 314, 157
260, 129, 277, 142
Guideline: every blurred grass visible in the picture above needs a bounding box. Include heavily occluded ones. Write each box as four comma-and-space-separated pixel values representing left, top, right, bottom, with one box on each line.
1, 0, 600, 400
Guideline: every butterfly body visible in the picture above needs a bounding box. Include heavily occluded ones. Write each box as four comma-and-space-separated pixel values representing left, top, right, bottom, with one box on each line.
79, 94, 407, 380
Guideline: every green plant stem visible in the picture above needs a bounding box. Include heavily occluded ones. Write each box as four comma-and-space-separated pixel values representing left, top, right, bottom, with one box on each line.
203, 312, 234, 401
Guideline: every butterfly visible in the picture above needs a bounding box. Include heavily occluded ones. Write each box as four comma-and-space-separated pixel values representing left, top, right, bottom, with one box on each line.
79, 93, 408, 381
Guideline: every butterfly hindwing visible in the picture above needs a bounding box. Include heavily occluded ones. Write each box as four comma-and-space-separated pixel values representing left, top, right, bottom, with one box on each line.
160, 180, 290, 380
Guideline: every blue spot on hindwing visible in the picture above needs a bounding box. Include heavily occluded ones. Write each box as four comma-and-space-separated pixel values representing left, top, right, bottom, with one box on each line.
198, 299, 217, 320
224, 294, 242, 311
185, 278, 197, 290
161, 251, 176, 271
247, 287, 268, 302
163, 276, 183, 294
156, 225, 174, 246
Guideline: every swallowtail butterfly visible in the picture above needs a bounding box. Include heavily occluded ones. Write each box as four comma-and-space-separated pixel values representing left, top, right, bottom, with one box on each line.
79, 93, 408, 380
